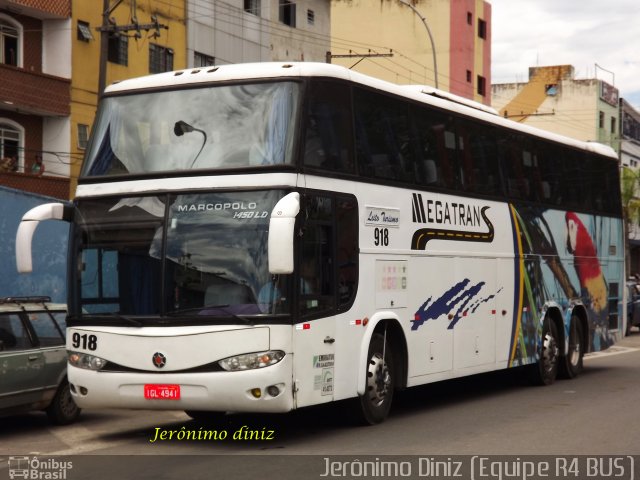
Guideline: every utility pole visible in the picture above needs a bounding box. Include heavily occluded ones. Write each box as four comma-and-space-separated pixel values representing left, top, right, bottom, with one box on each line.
96, 0, 168, 99
326, 50, 394, 69
398, 0, 438, 89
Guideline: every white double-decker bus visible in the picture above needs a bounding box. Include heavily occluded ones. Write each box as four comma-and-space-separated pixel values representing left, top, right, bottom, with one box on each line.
17, 62, 624, 424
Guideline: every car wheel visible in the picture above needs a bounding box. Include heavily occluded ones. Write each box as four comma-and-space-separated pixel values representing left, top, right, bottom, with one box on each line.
46, 380, 81, 425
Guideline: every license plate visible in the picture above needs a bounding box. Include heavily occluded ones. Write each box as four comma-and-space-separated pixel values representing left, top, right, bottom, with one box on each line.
144, 384, 180, 400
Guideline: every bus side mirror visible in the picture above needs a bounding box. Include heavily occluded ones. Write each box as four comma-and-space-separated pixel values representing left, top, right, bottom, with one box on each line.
16, 202, 73, 273
268, 192, 300, 274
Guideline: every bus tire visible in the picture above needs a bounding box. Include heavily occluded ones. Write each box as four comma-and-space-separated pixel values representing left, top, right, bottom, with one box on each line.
356, 333, 395, 425
530, 317, 559, 386
559, 315, 584, 379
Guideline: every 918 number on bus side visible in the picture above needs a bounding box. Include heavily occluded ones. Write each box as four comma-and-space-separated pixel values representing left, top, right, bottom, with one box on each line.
374, 228, 389, 246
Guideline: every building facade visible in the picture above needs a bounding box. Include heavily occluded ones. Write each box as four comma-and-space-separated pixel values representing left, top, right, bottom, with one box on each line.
330, 0, 491, 105
1, 1, 331, 199
70, 0, 187, 194
187, 0, 330, 67
0, 0, 72, 199
491, 65, 620, 153
621, 99, 640, 273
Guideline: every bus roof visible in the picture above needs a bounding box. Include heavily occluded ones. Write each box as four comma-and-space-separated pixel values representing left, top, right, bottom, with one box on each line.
105, 62, 618, 160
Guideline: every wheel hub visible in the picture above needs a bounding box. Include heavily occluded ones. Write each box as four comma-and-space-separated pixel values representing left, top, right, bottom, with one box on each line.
366, 352, 391, 406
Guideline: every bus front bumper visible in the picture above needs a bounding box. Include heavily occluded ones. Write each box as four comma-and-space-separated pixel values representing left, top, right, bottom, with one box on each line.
67, 355, 294, 413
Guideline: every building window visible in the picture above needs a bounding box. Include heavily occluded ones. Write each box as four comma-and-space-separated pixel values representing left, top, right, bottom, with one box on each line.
477, 75, 486, 96
466, 70, 472, 83
611, 116, 617, 134
599, 111, 605, 128
244, 0, 260, 16
307, 9, 315, 25
467, 12, 473, 25
0, 122, 21, 172
0, 19, 19, 66
279, 0, 296, 27
77, 21, 93, 42
149, 44, 174, 74
77, 124, 90, 150
477, 18, 487, 39
194, 52, 215, 67
108, 33, 128, 65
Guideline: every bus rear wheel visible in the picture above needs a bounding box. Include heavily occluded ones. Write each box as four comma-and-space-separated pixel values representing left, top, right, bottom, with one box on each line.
530, 318, 559, 386
357, 333, 395, 425
559, 315, 584, 379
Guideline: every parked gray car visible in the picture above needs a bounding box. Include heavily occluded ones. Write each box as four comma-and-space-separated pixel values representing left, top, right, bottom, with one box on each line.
0, 296, 80, 424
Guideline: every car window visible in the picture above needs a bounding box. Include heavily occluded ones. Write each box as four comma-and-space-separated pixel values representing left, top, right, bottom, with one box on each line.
28, 312, 65, 347
0, 314, 33, 351
50, 312, 67, 331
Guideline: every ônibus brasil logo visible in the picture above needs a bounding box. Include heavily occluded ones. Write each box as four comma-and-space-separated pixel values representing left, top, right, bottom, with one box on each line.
8, 456, 72, 479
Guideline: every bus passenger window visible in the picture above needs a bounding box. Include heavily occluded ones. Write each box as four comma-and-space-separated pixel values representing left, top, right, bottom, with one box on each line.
499, 134, 528, 200
458, 120, 499, 196
304, 81, 355, 174
410, 105, 456, 189
354, 88, 414, 182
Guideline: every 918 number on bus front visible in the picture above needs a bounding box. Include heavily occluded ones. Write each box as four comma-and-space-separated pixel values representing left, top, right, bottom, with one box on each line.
71, 332, 98, 351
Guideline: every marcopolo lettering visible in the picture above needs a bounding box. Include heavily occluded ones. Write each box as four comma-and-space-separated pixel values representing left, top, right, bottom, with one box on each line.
177, 202, 257, 212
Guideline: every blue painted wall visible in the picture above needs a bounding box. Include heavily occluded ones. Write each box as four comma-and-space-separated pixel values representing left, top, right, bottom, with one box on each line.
0, 186, 70, 303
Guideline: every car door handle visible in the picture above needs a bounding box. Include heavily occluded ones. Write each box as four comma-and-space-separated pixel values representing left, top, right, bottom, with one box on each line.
324, 336, 335, 344
28, 355, 39, 361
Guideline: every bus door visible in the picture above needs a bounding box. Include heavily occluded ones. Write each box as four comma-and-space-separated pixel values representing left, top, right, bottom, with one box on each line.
291, 192, 358, 408
292, 194, 336, 407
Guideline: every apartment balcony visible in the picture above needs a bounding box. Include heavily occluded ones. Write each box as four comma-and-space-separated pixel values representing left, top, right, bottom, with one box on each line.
0, 63, 70, 116
0, 0, 70, 19
0, 171, 70, 199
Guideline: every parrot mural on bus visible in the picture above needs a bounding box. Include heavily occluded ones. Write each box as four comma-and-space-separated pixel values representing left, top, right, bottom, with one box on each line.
565, 211, 607, 314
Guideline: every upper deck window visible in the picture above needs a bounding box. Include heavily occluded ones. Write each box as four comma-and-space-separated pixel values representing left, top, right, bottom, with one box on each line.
80, 81, 301, 178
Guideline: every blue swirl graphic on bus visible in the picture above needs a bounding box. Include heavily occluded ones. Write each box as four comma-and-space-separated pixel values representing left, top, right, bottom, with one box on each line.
412, 279, 499, 330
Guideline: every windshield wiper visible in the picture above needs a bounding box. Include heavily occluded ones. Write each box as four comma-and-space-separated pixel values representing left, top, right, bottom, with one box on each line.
88, 313, 143, 327
166, 304, 254, 325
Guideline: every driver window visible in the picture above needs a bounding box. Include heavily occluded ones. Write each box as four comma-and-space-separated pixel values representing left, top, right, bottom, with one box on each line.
299, 193, 358, 317
299, 195, 334, 316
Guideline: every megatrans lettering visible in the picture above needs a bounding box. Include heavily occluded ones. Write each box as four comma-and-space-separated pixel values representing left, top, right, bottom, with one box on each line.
410, 193, 494, 250
412, 193, 483, 227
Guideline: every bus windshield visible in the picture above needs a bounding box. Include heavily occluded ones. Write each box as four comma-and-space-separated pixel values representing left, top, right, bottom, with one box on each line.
74, 190, 291, 321
81, 81, 300, 177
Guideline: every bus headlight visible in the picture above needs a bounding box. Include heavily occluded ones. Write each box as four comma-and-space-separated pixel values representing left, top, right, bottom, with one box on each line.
218, 350, 285, 372
68, 351, 108, 371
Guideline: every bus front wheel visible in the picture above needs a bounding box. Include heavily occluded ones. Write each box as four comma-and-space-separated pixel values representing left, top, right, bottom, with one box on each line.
357, 332, 395, 425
